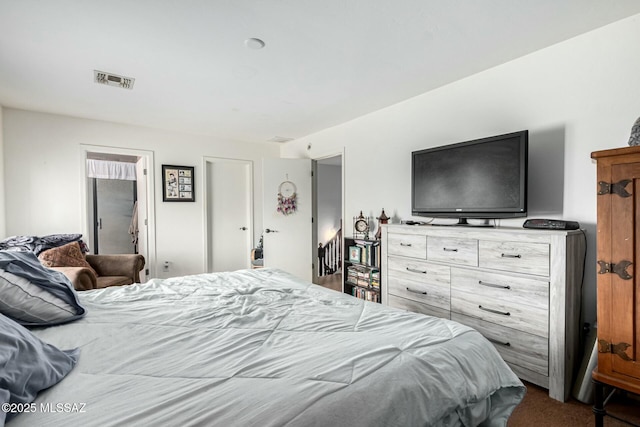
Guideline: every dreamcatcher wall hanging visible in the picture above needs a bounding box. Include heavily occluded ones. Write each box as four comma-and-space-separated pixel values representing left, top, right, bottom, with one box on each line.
277, 178, 297, 215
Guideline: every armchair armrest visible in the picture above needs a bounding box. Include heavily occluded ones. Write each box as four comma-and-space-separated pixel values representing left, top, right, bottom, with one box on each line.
50, 266, 97, 291
86, 254, 145, 283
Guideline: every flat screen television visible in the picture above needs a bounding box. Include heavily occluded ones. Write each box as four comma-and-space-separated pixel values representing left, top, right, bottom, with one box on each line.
411, 130, 528, 225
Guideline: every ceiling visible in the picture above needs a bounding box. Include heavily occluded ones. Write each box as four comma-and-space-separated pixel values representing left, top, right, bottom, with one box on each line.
1, 1, 640, 144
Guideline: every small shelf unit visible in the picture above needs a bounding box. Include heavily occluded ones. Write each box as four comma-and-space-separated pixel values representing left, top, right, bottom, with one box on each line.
343, 237, 382, 303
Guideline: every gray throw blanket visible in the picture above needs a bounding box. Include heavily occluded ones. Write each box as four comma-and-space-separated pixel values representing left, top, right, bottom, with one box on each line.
0, 234, 86, 256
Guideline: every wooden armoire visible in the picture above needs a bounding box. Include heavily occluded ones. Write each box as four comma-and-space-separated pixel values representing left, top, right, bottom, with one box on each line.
591, 147, 640, 423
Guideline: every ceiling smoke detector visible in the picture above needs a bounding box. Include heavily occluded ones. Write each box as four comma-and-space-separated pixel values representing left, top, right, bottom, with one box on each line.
244, 38, 265, 50
94, 70, 135, 89
268, 136, 295, 143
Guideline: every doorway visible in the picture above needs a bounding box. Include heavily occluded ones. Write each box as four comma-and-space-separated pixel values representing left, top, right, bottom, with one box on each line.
81, 145, 157, 280
203, 157, 253, 272
314, 153, 343, 291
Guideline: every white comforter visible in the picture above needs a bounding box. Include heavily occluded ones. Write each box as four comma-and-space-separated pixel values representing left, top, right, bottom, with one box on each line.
12, 268, 525, 427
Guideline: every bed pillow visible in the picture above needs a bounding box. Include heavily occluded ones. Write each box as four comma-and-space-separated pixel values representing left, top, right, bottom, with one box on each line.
38, 241, 98, 277
0, 251, 85, 327
0, 269, 78, 325
0, 313, 79, 424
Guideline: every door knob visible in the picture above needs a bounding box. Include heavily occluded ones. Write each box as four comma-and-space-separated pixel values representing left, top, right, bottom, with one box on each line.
265, 228, 279, 233
239, 227, 247, 231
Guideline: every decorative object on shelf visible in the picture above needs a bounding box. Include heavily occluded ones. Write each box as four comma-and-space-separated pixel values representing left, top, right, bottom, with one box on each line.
162, 165, 195, 202
375, 208, 390, 240
628, 115, 640, 146
348, 245, 362, 263
276, 178, 297, 215
353, 211, 370, 239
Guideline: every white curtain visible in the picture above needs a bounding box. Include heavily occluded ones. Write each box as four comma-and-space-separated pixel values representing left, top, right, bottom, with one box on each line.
86, 159, 136, 181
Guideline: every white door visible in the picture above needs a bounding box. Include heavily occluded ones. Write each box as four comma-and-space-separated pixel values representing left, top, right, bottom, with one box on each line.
206, 158, 253, 272
262, 158, 313, 281
135, 158, 148, 282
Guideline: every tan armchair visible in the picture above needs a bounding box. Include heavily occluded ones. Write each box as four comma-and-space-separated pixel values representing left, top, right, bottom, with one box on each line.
52, 254, 145, 291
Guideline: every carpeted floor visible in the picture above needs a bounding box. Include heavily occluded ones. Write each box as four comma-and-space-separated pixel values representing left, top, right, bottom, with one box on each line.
316, 272, 342, 292
509, 381, 640, 426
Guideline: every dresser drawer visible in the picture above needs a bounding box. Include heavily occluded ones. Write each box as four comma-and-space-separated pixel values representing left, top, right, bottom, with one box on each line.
427, 236, 478, 266
450, 269, 549, 337
387, 257, 450, 311
387, 233, 426, 259
451, 313, 548, 376
479, 240, 550, 276
387, 294, 450, 319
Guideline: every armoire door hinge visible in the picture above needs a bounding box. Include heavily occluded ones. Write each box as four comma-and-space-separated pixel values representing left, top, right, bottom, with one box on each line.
598, 339, 632, 361
597, 260, 633, 280
598, 179, 631, 197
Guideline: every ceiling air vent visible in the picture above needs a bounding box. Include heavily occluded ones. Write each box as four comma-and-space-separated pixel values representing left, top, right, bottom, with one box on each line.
94, 70, 135, 90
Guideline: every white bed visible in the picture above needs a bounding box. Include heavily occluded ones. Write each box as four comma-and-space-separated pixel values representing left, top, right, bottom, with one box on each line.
8, 268, 525, 426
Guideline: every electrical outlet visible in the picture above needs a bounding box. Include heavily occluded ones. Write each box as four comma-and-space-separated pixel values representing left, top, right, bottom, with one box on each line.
163, 261, 169, 272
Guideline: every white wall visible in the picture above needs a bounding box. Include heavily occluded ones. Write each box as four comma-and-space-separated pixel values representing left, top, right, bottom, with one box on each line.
2, 109, 280, 278
283, 14, 640, 326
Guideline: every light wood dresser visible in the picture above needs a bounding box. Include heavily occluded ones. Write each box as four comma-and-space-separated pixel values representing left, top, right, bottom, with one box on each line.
381, 224, 585, 401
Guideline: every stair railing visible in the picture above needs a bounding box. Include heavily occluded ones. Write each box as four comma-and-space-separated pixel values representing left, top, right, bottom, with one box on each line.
318, 227, 342, 276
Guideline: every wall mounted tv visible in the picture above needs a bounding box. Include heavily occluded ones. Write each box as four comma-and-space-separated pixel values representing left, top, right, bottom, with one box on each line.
411, 130, 528, 225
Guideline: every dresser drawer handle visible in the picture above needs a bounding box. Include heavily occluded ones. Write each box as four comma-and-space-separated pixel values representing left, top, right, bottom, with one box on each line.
479, 305, 510, 316
400, 242, 413, 247
443, 247, 458, 252
478, 280, 511, 290
487, 337, 511, 347
501, 253, 522, 259
406, 267, 427, 274
406, 287, 427, 295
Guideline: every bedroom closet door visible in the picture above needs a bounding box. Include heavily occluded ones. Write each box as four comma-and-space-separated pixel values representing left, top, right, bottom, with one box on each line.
262, 158, 313, 281
205, 158, 253, 272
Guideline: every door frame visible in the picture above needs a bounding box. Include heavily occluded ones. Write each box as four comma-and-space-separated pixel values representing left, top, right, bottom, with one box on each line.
202, 156, 254, 273
79, 144, 157, 278
312, 148, 345, 284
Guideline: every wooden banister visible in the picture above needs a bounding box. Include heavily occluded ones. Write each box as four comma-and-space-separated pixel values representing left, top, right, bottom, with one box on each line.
318, 227, 342, 276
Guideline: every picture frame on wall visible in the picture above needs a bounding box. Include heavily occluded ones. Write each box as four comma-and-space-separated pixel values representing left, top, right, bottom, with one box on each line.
162, 165, 195, 202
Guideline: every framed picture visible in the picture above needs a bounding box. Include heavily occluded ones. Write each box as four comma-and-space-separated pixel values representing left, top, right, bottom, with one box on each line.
348, 245, 362, 263
162, 165, 195, 202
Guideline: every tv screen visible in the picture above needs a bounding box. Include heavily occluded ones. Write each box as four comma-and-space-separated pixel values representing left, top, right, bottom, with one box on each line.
411, 131, 528, 224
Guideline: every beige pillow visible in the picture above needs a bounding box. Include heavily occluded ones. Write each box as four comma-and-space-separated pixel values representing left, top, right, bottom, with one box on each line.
38, 241, 98, 277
